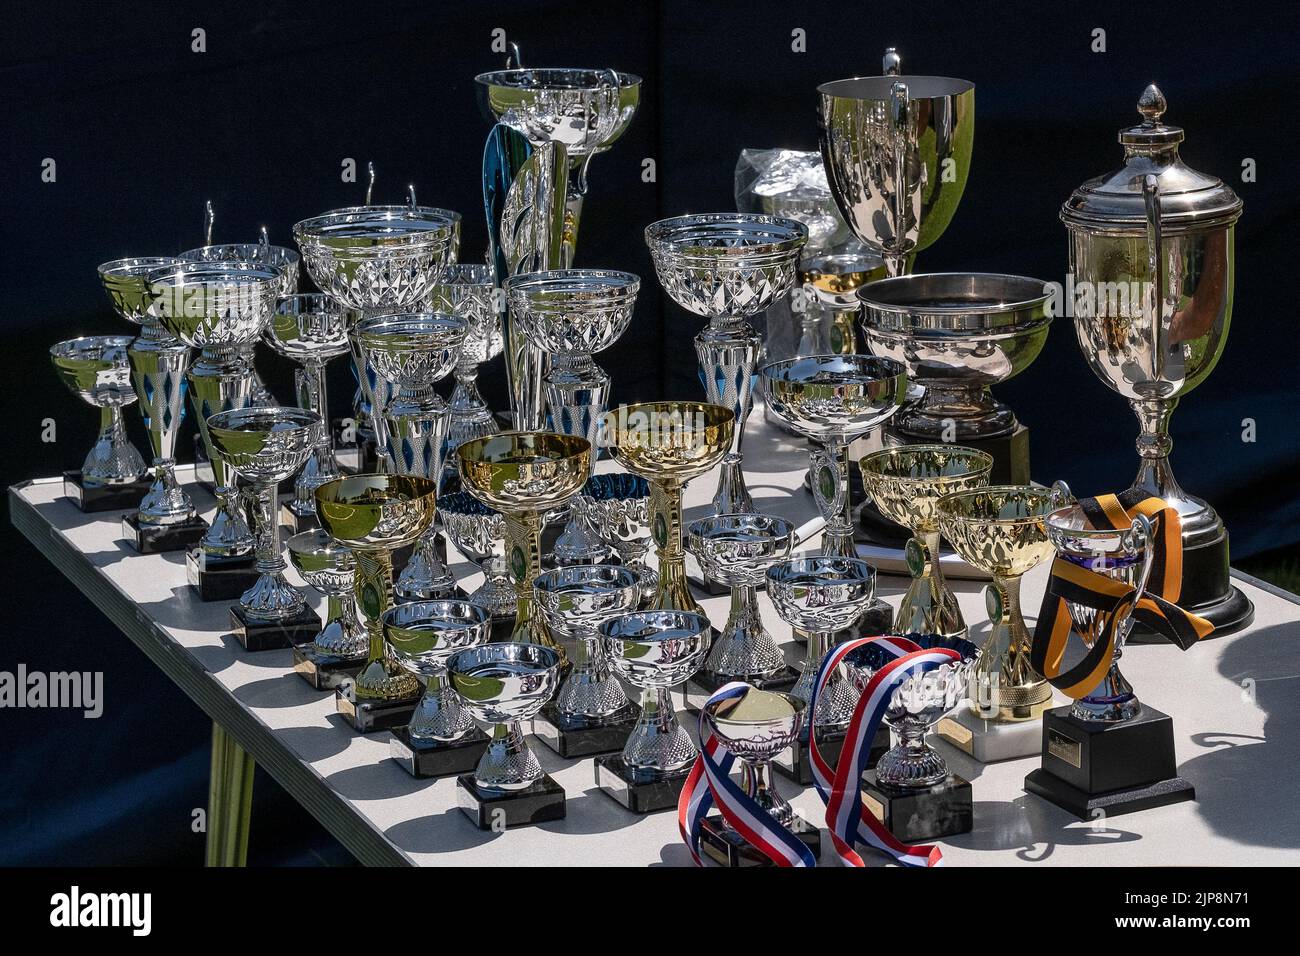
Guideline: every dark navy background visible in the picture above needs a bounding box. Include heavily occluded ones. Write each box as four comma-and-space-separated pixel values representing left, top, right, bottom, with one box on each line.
2, 0, 1297, 864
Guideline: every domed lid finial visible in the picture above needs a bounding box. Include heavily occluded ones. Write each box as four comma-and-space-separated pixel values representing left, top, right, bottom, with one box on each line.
1137, 83, 1166, 125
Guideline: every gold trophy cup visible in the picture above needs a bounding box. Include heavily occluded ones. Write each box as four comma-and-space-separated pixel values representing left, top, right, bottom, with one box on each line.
607, 402, 734, 613
936, 483, 1071, 761
456, 432, 591, 651
858, 445, 992, 638
315, 474, 438, 731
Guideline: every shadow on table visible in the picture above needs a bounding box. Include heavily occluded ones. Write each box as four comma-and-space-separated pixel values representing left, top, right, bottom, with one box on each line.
1182, 621, 1300, 849
386, 807, 503, 854
535, 787, 640, 837
275, 724, 354, 764
233, 673, 325, 709
325, 761, 435, 801
946, 796, 1141, 861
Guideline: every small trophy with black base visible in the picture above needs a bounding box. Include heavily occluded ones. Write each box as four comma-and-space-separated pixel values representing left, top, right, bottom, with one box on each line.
287, 530, 367, 690
1024, 502, 1198, 818
383, 599, 491, 778
531, 564, 642, 758
447, 642, 565, 829
847, 636, 979, 842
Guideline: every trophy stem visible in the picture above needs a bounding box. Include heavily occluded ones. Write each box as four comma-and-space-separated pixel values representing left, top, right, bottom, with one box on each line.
876, 717, 950, 788
315, 589, 366, 658
189, 347, 255, 556
445, 361, 499, 477
548, 359, 613, 565
502, 510, 562, 654
896, 531, 966, 638
139, 456, 194, 525
647, 478, 702, 614
554, 630, 630, 720
560, 184, 584, 268
695, 318, 761, 514
738, 757, 792, 829
470, 555, 518, 620
1070, 640, 1141, 723
816, 439, 855, 559
353, 549, 420, 700
705, 583, 785, 679
1128, 396, 1215, 535
85, 405, 146, 484
292, 360, 340, 516
622, 686, 694, 772
129, 324, 193, 522
477, 720, 543, 792
791, 630, 858, 730
969, 573, 1051, 721
239, 481, 304, 621
409, 670, 475, 742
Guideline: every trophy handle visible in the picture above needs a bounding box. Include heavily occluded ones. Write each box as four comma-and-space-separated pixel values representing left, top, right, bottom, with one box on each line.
204, 199, 214, 245
1048, 479, 1073, 510
1123, 514, 1156, 624
888, 79, 911, 276
506, 40, 524, 69
882, 47, 902, 75
365, 161, 376, 205
1141, 174, 1165, 382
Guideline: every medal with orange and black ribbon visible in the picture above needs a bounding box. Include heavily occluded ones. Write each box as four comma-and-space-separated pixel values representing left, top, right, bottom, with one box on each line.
1031, 490, 1214, 700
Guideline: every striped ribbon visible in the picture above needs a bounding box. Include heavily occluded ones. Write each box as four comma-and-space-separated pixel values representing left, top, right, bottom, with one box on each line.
808, 636, 959, 867
1031, 492, 1213, 700
678, 681, 817, 867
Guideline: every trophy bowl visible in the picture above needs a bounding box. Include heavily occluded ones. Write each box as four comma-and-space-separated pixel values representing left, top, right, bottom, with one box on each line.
265, 293, 352, 362
180, 241, 300, 298
818, 62, 975, 275
314, 474, 438, 552
858, 444, 992, 637
426, 264, 503, 463
353, 312, 468, 396
98, 257, 185, 324
456, 432, 590, 514
505, 269, 639, 356
292, 205, 460, 311
857, 273, 1053, 440
938, 484, 1069, 721
146, 261, 283, 350
438, 490, 516, 620
383, 599, 491, 742
50, 335, 147, 486
582, 473, 656, 600
447, 641, 562, 791
845, 634, 978, 788
475, 67, 641, 158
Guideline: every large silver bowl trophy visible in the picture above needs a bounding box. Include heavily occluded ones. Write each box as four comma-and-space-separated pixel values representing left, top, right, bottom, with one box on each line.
478, 45, 640, 431
1060, 84, 1252, 635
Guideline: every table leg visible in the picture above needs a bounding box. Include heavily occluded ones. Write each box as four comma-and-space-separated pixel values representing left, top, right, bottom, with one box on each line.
205, 722, 255, 867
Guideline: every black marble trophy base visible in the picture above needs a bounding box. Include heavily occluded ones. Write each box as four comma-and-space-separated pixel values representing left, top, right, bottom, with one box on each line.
291, 643, 367, 690
335, 685, 419, 733
228, 604, 322, 652
1023, 704, 1195, 819
686, 664, 799, 714
389, 725, 490, 778
121, 512, 209, 554
1129, 530, 1253, 642
185, 548, 259, 602
860, 770, 973, 842
62, 471, 151, 513
456, 773, 566, 829
775, 723, 889, 785
531, 702, 640, 759
594, 755, 689, 814
700, 813, 822, 866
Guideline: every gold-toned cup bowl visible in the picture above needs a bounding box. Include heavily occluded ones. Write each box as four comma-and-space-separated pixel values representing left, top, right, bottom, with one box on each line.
858, 444, 992, 532
937, 485, 1058, 578
456, 432, 590, 514
314, 474, 438, 551
608, 401, 734, 481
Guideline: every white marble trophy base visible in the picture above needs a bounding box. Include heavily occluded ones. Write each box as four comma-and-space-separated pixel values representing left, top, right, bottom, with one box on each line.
936, 704, 1048, 763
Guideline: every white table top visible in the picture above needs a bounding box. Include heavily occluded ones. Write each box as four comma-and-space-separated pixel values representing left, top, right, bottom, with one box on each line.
11, 409, 1300, 866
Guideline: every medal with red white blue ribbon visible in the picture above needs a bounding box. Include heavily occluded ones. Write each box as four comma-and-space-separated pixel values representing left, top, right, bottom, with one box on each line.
677, 680, 817, 867
807, 636, 960, 867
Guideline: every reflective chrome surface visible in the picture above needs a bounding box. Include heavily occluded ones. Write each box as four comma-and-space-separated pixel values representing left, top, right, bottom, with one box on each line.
535, 564, 640, 720
847, 635, 978, 787
207, 406, 320, 622
602, 610, 711, 773
766, 556, 875, 730
761, 354, 906, 557
383, 599, 491, 742
50, 335, 147, 486
819, 52, 974, 276
447, 641, 561, 791
686, 513, 793, 680
288, 529, 364, 659
857, 272, 1052, 439
582, 473, 657, 602
1046, 504, 1155, 722
645, 214, 808, 514
704, 688, 805, 830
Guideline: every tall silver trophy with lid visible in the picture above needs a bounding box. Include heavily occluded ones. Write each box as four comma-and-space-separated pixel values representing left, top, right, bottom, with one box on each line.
1061, 85, 1252, 635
